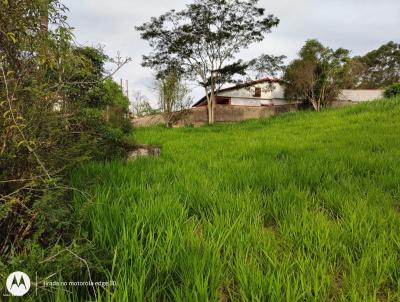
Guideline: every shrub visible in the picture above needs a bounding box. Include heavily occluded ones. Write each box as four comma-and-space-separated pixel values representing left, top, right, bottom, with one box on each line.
384, 83, 400, 98
0, 2, 133, 298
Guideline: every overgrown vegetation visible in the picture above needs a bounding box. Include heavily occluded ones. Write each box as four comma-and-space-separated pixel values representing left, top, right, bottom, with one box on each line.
284, 39, 353, 111
384, 83, 400, 98
155, 68, 192, 127
1, 0, 399, 301
0, 0, 133, 294
352, 41, 400, 89
57, 97, 400, 301
283, 40, 400, 111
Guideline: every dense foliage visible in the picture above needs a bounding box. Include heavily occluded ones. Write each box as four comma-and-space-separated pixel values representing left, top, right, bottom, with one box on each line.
0, 0, 132, 295
284, 39, 353, 111
384, 83, 400, 98
352, 41, 400, 89
136, 0, 281, 124
1, 1, 398, 301
156, 68, 192, 127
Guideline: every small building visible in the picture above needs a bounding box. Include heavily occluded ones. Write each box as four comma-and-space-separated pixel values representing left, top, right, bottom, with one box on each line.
192, 78, 289, 108
132, 79, 386, 127
193, 78, 384, 108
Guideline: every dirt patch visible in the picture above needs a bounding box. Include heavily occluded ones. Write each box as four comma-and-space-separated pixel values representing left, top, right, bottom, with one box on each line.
128, 144, 161, 160
329, 270, 344, 301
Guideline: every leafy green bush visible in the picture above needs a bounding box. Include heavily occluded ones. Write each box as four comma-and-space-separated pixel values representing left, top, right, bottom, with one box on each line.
0, 2, 133, 298
384, 83, 400, 98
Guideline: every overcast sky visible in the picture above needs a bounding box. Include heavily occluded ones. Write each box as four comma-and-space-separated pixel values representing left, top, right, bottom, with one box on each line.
62, 0, 400, 104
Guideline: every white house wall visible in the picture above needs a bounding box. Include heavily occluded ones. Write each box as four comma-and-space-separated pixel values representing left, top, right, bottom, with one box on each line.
231, 98, 262, 106
219, 82, 285, 100
270, 84, 285, 99
230, 98, 289, 107
261, 99, 274, 106
271, 99, 289, 106
210, 82, 384, 107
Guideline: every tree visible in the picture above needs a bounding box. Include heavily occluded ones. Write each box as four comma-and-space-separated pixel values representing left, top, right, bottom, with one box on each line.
131, 91, 157, 117
103, 78, 131, 130
384, 83, 400, 98
284, 39, 352, 111
248, 54, 287, 80
156, 68, 192, 127
0, 0, 133, 274
352, 42, 400, 89
136, 0, 280, 124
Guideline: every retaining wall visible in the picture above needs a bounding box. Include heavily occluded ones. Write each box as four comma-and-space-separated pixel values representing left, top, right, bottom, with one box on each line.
132, 103, 310, 127
339, 90, 384, 102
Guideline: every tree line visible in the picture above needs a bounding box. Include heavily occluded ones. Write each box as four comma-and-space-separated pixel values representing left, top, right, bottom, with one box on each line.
284, 40, 400, 111
137, 0, 399, 117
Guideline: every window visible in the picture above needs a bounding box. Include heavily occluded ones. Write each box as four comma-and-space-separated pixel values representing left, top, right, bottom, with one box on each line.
216, 97, 230, 105
254, 87, 261, 97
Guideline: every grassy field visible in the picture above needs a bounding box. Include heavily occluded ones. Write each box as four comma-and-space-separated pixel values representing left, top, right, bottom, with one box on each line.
66, 98, 399, 301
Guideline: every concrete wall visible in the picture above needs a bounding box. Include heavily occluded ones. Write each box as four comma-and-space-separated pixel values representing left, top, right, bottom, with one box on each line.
132, 88, 385, 128
132, 103, 304, 127
339, 90, 384, 102
132, 114, 166, 127
230, 98, 262, 106
230, 97, 289, 107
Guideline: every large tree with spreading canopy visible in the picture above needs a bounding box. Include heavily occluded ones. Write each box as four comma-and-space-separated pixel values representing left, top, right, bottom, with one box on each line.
136, 0, 282, 124
284, 40, 352, 111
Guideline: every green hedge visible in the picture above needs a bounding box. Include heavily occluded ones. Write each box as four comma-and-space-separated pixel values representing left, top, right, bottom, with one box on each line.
384, 83, 400, 98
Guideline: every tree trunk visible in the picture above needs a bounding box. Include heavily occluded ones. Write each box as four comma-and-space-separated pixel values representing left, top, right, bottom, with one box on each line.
40, 0, 49, 32
211, 96, 215, 124
106, 105, 110, 122
210, 83, 217, 124
207, 90, 215, 125
310, 99, 319, 111
207, 99, 212, 124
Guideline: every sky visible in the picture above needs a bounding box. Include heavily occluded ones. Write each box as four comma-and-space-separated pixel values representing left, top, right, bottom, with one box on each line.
62, 0, 400, 105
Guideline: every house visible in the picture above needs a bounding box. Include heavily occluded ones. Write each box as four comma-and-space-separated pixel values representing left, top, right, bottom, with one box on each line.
192, 78, 291, 108
132, 78, 385, 127
193, 78, 384, 108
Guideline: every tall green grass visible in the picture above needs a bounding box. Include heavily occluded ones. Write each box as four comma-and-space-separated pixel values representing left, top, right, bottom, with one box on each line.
64, 99, 399, 301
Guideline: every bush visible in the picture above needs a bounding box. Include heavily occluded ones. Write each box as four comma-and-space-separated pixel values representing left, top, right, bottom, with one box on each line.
384, 83, 400, 98
0, 2, 133, 299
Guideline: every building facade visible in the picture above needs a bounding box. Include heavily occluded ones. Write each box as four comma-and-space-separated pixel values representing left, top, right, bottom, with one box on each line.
193, 78, 384, 108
